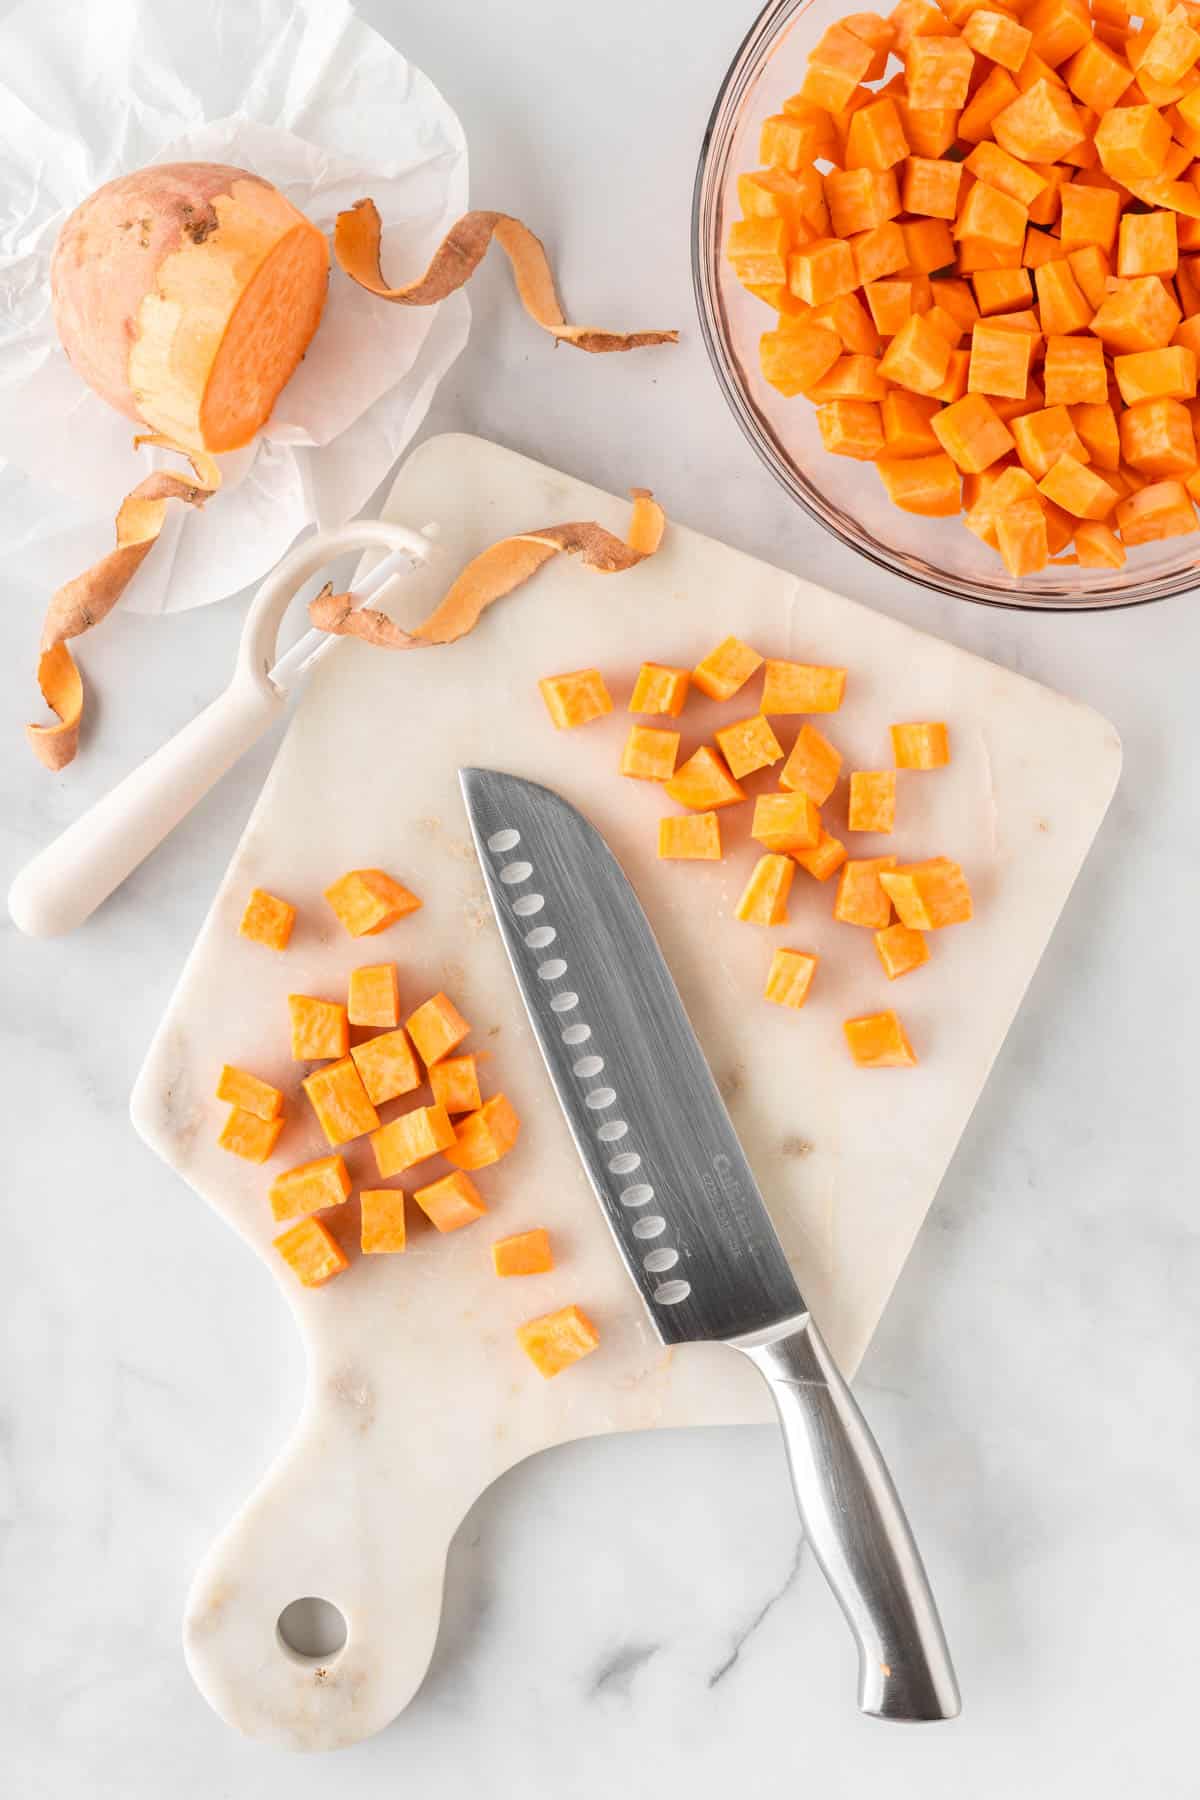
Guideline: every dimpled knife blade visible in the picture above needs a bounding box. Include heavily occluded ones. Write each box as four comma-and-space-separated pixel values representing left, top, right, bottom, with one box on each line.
459, 767, 804, 1345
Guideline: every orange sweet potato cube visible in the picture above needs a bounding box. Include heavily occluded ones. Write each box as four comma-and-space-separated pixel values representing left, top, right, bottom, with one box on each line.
879, 857, 974, 927
1141, 6, 1200, 85
629, 662, 690, 716
845, 9, 897, 77
302, 1057, 380, 1147
845, 95, 911, 170
1035, 258, 1094, 334
516, 1304, 600, 1378
881, 389, 943, 455
658, 813, 723, 860
959, 65, 1020, 142
1094, 103, 1172, 179
808, 351, 889, 402
906, 35, 975, 109
877, 451, 963, 513
350, 1027, 422, 1106
1091, 276, 1182, 352
269, 1154, 352, 1222
825, 167, 902, 239
413, 1170, 488, 1234
972, 265, 1035, 315
1042, 335, 1108, 406
735, 853, 796, 924
761, 325, 842, 396
405, 993, 470, 1068
324, 869, 421, 938
1038, 453, 1119, 518
360, 1187, 407, 1254
1074, 520, 1127, 566
1058, 183, 1122, 254
996, 495, 1052, 575
739, 166, 828, 238
956, 181, 1029, 256
445, 1094, 522, 1170
1071, 401, 1121, 469
1114, 346, 1198, 405
932, 392, 1017, 472
370, 1103, 456, 1178
762, 107, 836, 169
620, 724, 680, 781
274, 1217, 349, 1287
664, 746, 745, 810
834, 855, 897, 927
1116, 477, 1199, 541
807, 292, 882, 355
493, 1227, 555, 1277
751, 792, 821, 852
963, 7, 1033, 69
844, 1010, 919, 1066
218, 1107, 284, 1164
761, 660, 847, 714
874, 922, 931, 979
789, 237, 859, 306
879, 314, 954, 394
780, 722, 842, 803
900, 215, 957, 273
852, 221, 909, 286
793, 828, 849, 881
993, 78, 1086, 162
347, 963, 400, 1029
802, 21, 876, 109
288, 995, 349, 1062
1119, 396, 1198, 473
538, 668, 614, 729
901, 155, 963, 219
891, 721, 951, 768
239, 887, 295, 951
1064, 35, 1134, 111
848, 770, 897, 832
216, 1065, 283, 1121
816, 399, 887, 460
714, 715, 783, 779
692, 636, 763, 701
429, 1054, 482, 1116
763, 947, 819, 1009
1012, 404, 1089, 478
1119, 210, 1179, 278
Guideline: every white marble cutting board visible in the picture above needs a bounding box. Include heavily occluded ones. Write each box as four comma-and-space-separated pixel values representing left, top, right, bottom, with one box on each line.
131, 433, 1121, 1751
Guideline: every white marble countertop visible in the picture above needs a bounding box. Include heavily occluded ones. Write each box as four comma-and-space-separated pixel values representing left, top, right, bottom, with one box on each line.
3, 0, 1197, 1792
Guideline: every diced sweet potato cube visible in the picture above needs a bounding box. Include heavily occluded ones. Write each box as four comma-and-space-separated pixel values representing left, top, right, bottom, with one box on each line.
1058, 184, 1121, 256
751, 791, 821, 852
966, 144, 1048, 211
879, 856, 974, 927
877, 451, 962, 513
802, 21, 876, 110
892, 0, 956, 52
620, 724, 680, 781
324, 868, 421, 939
370, 1103, 456, 1178
874, 922, 931, 979
517, 1304, 600, 1378
739, 166, 829, 237
1043, 334, 1108, 405
891, 721, 950, 768
274, 1217, 348, 1287
715, 715, 783, 779
1092, 275, 1182, 351
881, 389, 943, 456
851, 221, 909, 288
1038, 452, 1119, 518
1071, 401, 1121, 469
964, 8, 1033, 69
972, 267, 1034, 318
406, 993, 470, 1067
761, 325, 843, 396
692, 636, 763, 701
493, 1227, 555, 1277
347, 964, 400, 1030
538, 669, 614, 730
288, 994, 349, 1062
808, 355, 890, 403
902, 156, 964, 219
956, 181, 1029, 257
969, 320, 1035, 397
1114, 346, 1198, 405
996, 498, 1051, 574
807, 293, 882, 356
1115, 476, 1199, 539
1119, 210, 1179, 279
735, 853, 795, 924
906, 35, 975, 109
789, 237, 859, 306
1064, 35, 1135, 111
825, 167, 902, 239
269, 1154, 352, 1222
1094, 103, 1172, 180
763, 107, 837, 169
844, 1010, 919, 1066
779, 723, 842, 803
764, 947, 819, 1009
1074, 520, 1127, 565
932, 392, 1017, 472
413, 1169, 487, 1234
901, 215, 957, 272
445, 1094, 522, 1171
216, 1065, 283, 1121
1067, 244, 1110, 310
218, 1108, 284, 1164
866, 279, 916, 336
845, 96, 911, 173
350, 1027, 422, 1106
629, 662, 690, 716
303, 1057, 380, 1147
793, 828, 849, 881
965, 461, 1038, 542
959, 65, 1020, 142
1141, 6, 1200, 87
815, 398, 887, 459
761, 660, 847, 714
1012, 403, 1089, 478
239, 887, 295, 951
834, 855, 897, 927
993, 77, 1086, 161
658, 813, 723, 860
664, 746, 745, 811
1035, 258, 1094, 332
361, 1188, 407, 1254
1027, 0, 1092, 66
429, 1054, 482, 1116
1120, 395, 1198, 473
848, 770, 897, 832
879, 313, 954, 394
728, 215, 791, 285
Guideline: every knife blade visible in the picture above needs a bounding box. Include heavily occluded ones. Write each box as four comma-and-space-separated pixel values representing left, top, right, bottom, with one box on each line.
461, 767, 960, 1724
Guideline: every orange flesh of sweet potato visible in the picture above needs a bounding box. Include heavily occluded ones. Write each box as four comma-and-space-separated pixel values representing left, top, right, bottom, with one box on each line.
218, 1108, 284, 1163
324, 869, 421, 937
750, 790, 820, 855
834, 856, 898, 927
621, 725, 681, 780
429, 1055, 483, 1116
406, 993, 471, 1067
539, 668, 614, 728
370, 1103, 457, 1178
875, 922, 931, 979
493, 1228, 555, 1277
216, 1065, 283, 1121
658, 813, 723, 859
445, 1094, 521, 1170
347, 964, 400, 1029
761, 660, 847, 713
664, 746, 745, 810
360, 1189, 407, 1254
516, 1304, 600, 1378
891, 721, 950, 768
274, 1217, 349, 1287
793, 828, 849, 881
764, 947, 819, 1008
879, 857, 974, 927
692, 637, 764, 700
288, 995, 349, 1062
847, 770, 897, 832
735, 854, 796, 924
715, 715, 784, 779
239, 888, 295, 951
350, 1027, 422, 1106
413, 1170, 488, 1233
629, 662, 690, 715
844, 1010, 919, 1065
302, 1057, 381, 1147
269, 1154, 352, 1222
780, 722, 842, 803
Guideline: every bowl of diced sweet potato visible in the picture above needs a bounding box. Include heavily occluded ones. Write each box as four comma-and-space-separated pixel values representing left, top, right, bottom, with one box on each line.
694, 0, 1200, 606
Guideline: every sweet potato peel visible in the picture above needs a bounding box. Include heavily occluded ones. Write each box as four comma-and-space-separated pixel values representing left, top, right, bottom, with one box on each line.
334, 200, 678, 355
28, 437, 220, 770
309, 489, 666, 652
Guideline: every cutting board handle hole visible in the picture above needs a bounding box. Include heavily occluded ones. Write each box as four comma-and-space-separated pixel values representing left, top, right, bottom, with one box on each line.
276, 1597, 348, 1664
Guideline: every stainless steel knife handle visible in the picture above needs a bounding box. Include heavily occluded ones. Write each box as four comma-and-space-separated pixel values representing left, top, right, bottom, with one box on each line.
735, 1315, 960, 1723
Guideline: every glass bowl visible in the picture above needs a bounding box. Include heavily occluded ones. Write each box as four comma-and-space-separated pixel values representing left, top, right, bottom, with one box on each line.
692, 0, 1200, 610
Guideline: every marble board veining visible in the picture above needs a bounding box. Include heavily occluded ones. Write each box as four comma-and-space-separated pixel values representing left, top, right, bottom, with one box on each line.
131, 433, 1121, 1750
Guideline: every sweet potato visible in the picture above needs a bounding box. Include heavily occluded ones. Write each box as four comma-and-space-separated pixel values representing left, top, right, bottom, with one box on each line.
764, 948, 819, 1008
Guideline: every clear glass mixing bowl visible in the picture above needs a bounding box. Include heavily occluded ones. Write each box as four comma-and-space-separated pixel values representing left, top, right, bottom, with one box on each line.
692, 0, 1200, 610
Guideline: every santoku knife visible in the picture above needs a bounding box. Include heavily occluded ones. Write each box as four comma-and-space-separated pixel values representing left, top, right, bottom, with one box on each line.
460, 768, 959, 1723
